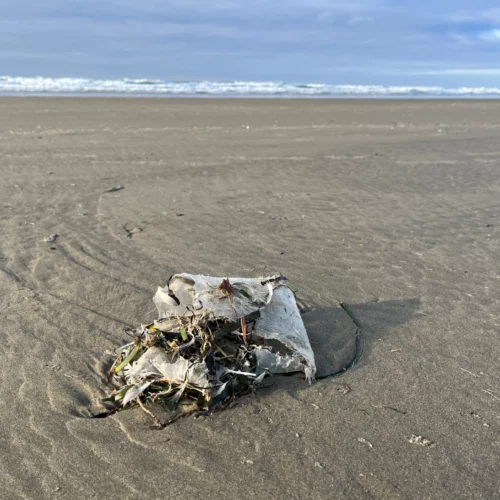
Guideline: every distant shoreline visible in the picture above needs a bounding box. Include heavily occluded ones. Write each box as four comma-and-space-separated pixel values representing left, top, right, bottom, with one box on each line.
2, 92, 500, 99
2, 77, 500, 98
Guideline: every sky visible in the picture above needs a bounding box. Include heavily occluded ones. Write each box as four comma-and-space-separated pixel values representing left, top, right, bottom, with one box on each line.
2, 0, 500, 86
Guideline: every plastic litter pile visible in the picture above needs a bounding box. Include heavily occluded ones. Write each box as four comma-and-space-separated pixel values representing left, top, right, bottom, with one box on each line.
105, 273, 316, 426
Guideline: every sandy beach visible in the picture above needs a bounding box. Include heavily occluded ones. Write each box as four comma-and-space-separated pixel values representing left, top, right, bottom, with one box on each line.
1, 97, 499, 499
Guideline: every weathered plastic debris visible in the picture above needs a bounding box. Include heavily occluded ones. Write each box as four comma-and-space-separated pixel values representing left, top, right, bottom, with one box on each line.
104, 274, 316, 426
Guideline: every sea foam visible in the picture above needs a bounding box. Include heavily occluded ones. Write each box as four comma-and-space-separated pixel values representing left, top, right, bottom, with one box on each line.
1, 76, 499, 97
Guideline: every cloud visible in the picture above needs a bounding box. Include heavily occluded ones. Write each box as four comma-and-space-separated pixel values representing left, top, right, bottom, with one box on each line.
412, 68, 500, 75
479, 29, 500, 42
449, 8, 500, 24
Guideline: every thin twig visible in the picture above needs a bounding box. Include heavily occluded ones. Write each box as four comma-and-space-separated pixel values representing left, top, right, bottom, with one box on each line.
163, 409, 204, 427
482, 389, 500, 402
137, 398, 165, 428
241, 316, 248, 346
460, 367, 480, 377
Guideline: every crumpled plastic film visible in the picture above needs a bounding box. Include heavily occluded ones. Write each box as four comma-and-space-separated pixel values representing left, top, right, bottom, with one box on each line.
104, 274, 317, 426
153, 273, 316, 381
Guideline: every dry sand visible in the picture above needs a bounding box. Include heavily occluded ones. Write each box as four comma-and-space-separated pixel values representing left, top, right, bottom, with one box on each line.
0, 97, 499, 499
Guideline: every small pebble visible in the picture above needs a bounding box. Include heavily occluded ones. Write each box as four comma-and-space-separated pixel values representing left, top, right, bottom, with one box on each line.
125, 227, 143, 238
409, 435, 434, 447
45, 233, 59, 242
358, 437, 373, 449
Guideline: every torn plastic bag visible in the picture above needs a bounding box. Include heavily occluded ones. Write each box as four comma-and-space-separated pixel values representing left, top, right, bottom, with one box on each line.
104, 273, 316, 426
153, 273, 316, 381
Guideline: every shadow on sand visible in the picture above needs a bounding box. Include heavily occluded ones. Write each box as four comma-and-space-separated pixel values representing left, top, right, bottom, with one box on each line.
303, 297, 422, 378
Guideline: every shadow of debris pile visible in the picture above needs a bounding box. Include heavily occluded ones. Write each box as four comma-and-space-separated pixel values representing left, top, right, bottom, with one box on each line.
303, 298, 422, 377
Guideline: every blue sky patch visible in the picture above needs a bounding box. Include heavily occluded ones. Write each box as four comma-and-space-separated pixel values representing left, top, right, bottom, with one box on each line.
1, 0, 500, 85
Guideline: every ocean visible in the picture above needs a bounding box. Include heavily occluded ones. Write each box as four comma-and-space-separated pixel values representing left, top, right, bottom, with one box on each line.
1, 76, 500, 97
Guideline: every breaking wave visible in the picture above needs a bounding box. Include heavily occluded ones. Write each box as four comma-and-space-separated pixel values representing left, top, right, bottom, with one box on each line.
1, 76, 500, 97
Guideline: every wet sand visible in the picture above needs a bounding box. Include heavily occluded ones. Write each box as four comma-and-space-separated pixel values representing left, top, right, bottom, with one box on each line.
1, 97, 499, 499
